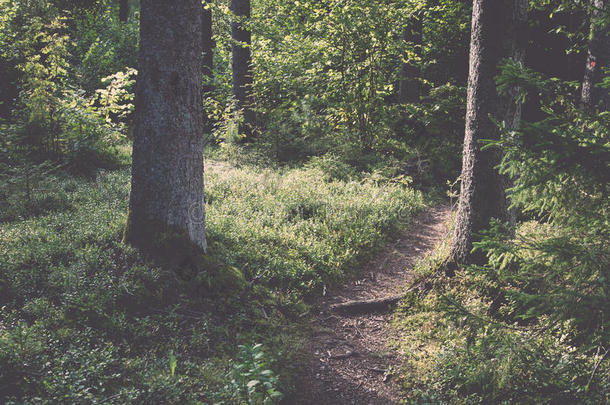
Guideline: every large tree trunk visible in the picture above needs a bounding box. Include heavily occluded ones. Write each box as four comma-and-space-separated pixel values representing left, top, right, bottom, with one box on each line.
582, 0, 610, 111
119, 0, 129, 22
449, 0, 527, 266
398, 12, 423, 103
124, 0, 207, 261
231, 0, 256, 140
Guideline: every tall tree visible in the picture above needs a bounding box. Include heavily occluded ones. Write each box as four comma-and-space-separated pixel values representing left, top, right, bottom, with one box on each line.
231, 0, 255, 140
202, 0, 214, 95
119, 0, 129, 22
398, 9, 423, 103
448, 0, 528, 266
581, 0, 610, 110
124, 0, 207, 258
202, 0, 215, 136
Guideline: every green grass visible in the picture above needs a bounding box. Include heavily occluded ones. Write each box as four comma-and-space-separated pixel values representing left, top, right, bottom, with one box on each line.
0, 159, 424, 404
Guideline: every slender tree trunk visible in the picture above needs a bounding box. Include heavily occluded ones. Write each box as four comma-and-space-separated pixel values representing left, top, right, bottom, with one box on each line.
202, 0, 214, 95
231, 0, 255, 140
500, 0, 528, 127
124, 0, 207, 260
202, 0, 215, 136
448, 0, 527, 266
582, 0, 610, 111
119, 0, 129, 22
398, 12, 423, 103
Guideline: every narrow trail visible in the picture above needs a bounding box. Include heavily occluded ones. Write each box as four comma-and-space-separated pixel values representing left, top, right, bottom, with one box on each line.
286, 205, 451, 404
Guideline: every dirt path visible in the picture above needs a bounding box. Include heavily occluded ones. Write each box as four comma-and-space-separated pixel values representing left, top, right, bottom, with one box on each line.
286, 205, 451, 404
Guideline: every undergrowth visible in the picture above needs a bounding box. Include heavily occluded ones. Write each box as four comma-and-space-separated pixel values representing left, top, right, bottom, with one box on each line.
391, 200, 609, 404
0, 159, 424, 403
392, 245, 610, 404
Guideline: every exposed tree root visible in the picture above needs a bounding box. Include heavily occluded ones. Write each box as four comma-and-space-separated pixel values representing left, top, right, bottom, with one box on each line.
330, 294, 407, 314
330, 271, 444, 315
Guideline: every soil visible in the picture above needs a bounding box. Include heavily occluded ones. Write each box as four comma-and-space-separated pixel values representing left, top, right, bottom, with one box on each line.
285, 205, 451, 404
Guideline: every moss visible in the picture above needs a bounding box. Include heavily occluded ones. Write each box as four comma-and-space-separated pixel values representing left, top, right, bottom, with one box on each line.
124, 209, 247, 295
217, 265, 247, 290
124, 210, 201, 266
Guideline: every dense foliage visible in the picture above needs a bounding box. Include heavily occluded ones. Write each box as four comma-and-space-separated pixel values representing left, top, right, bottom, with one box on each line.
0, 1, 136, 171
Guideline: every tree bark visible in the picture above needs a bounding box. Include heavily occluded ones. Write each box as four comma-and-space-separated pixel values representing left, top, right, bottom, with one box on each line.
119, 0, 129, 22
582, 0, 610, 111
398, 12, 423, 103
448, 0, 527, 266
124, 0, 207, 260
231, 0, 256, 140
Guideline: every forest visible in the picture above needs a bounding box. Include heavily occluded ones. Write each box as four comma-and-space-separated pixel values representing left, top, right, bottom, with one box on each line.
0, 0, 608, 403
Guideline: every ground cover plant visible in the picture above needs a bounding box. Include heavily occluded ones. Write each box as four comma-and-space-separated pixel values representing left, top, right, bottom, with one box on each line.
0, 158, 423, 403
